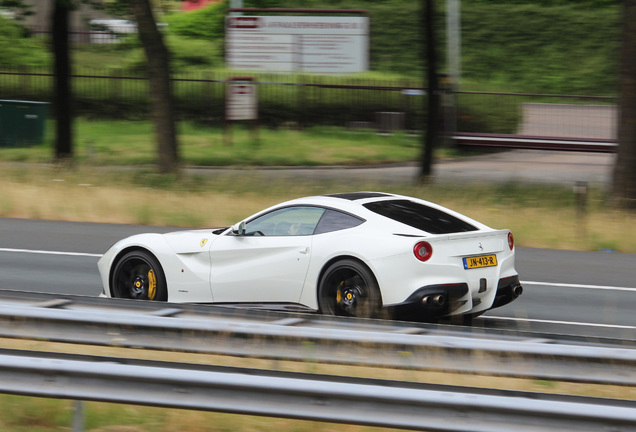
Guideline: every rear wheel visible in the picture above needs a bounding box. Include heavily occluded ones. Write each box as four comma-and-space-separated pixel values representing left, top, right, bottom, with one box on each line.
318, 259, 380, 318
111, 250, 167, 301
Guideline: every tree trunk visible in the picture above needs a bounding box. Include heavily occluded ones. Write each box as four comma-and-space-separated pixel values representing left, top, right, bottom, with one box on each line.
129, 0, 179, 174
420, 0, 439, 180
52, 0, 72, 160
612, 0, 636, 209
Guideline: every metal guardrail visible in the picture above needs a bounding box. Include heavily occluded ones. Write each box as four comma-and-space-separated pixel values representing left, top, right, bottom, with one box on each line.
1, 348, 635, 432
454, 133, 617, 153
0, 290, 635, 386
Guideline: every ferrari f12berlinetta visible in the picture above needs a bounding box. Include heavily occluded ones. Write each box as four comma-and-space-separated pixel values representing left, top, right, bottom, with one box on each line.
98, 192, 522, 320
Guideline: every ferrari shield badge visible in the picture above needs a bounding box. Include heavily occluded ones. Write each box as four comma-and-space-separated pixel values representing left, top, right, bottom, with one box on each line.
200, 238, 208, 248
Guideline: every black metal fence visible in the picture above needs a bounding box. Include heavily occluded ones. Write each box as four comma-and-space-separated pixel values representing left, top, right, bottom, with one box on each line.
0, 68, 427, 129
0, 67, 618, 141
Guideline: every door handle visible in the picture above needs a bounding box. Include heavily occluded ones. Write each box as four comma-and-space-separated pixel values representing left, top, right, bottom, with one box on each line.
299, 247, 310, 254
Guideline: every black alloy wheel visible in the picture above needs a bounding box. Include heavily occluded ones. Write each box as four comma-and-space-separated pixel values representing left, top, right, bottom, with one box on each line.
318, 259, 380, 318
111, 250, 167, 301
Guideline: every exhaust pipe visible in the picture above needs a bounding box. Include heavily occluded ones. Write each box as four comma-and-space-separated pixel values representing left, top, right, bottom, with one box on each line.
422, 294, 446, 306
513, 285, 523, 297
433, 294, 445, 306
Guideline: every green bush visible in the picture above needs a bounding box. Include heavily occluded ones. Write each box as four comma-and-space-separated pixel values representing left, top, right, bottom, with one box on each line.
164, 1, 228, 40
121, 34, 223, 72
0, 16, 49, 67
461, 2, 619, 95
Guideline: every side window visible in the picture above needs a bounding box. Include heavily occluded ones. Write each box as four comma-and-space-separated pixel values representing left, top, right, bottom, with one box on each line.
314, 209, 365, 234
245, 207, 325, 236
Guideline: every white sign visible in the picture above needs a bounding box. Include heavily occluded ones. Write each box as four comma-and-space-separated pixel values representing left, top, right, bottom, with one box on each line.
226, 81, 257, 121
226, 16, 369, 74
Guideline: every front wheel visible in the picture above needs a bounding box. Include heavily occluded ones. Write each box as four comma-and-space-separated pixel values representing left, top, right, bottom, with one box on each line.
318, 259, 380, 318
111, 250, 167, 301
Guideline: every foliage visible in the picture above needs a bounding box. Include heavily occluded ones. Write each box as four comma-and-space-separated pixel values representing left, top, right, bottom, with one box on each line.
0, 0, 33, 21
1, 0, 621, 95
121, 34, 223, 71
0, 15, 49, 67
461, 2, 619, 95
466, 0, 617, 6
164, 0, 228, 40
210, 0, 620, 94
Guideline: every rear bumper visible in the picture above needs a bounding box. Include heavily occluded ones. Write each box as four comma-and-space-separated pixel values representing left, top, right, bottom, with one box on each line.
391, 275, 522, 320
491, 275, 523, 310
391, 283, 469, 320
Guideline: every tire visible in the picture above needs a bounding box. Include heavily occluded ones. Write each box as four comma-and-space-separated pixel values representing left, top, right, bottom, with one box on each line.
318, 259, 381, 318
111, 250, 167, 301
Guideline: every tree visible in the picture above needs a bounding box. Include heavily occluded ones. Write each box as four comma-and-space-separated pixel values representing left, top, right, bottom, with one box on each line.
419, 0, 440, 180
129, 0, 179, 174
52, 0, 73, 160
612, 0, 636, 209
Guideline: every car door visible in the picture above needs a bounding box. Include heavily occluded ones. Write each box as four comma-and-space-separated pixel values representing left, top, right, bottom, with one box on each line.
209, 206, 325, 303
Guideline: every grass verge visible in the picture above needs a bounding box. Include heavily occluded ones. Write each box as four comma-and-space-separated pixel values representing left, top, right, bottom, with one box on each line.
0, 119, 426, 167
0, 164, 633, 253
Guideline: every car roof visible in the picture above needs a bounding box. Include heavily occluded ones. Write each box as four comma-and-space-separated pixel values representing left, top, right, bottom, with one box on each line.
281, 192, 400, 211
276, 192, 489, 233
277, 192, 404, 218
323, 192, 395, 201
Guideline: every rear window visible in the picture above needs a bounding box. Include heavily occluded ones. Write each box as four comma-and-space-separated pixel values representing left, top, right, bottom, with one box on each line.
363, 199, 478, 234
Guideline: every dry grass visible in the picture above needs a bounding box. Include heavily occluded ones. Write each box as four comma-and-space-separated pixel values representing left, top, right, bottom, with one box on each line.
0, 167, 279, 227
0, 164, 633, 252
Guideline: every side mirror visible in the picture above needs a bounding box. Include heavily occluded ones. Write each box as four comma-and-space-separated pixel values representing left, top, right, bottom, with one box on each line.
232, 221, 246, 236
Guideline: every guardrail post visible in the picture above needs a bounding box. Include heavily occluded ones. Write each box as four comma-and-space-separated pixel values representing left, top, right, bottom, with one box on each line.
72, 400, 85, 432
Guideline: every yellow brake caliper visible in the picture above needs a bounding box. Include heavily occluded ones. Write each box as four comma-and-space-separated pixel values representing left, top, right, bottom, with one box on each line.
147, 269, 157, 300
336, 281, 344, 303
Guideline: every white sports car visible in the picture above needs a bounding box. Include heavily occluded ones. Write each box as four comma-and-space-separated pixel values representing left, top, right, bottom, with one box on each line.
98, 192, 522, 320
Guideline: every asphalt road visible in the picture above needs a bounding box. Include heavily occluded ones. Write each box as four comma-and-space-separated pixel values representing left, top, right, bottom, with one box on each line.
1, 218, 634, 340
185, 149, 616, 187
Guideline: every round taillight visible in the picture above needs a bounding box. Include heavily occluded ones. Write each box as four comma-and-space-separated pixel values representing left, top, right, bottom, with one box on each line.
413, 241, 433, 262
508, 232, 514, 251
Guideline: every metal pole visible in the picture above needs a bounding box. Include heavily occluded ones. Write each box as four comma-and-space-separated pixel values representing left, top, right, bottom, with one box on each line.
229, 0, 243, 16
72, 400, 84, 432
446, 0, 461, 87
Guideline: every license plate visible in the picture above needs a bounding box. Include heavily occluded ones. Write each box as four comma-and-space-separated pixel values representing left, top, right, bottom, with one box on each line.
463, 254, 498, 269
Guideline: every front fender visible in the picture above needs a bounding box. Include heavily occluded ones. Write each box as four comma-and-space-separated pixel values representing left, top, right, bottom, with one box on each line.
97, 233, 172, 297
98, 233, 214, 302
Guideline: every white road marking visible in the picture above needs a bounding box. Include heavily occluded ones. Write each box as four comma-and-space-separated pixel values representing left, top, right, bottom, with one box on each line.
523, 280, 636, 292
0, 248, 103, 258
486, 315, 636, 330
